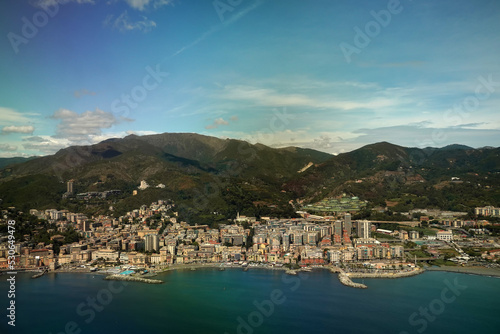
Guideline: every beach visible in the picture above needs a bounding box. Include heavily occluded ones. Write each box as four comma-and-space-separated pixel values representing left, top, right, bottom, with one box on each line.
425, 265, 500, 277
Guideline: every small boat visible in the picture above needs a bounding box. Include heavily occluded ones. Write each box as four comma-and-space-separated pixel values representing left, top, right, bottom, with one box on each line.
243, 267, 249, 272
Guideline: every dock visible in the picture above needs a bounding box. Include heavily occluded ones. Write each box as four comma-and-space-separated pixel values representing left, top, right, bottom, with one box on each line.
31, 269, 47, 279
104, 274, 164, 284
329, 266, 423, 289
328, 266, 367, 288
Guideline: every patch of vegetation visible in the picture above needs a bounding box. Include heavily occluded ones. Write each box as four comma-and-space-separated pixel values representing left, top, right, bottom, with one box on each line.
428, 259, 458, 266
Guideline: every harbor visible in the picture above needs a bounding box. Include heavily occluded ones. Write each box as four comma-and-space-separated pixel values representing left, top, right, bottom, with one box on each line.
328, 265, 423, 288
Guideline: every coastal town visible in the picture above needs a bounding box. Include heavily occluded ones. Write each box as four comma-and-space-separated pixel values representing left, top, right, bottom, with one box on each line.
2, 189, 500, 285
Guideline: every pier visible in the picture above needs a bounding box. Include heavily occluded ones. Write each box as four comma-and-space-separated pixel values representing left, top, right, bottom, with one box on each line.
338, 272, 368, 289
31, 269, 47, 279
346, 268, 424, 280
104, 274, 164, 284
329, 266, 424, 288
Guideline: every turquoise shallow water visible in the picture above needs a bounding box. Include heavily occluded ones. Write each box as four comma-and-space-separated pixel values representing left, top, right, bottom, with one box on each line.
1, 269, 499, 334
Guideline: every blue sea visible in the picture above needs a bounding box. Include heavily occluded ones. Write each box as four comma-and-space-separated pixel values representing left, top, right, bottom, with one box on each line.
1, 269, 499, 334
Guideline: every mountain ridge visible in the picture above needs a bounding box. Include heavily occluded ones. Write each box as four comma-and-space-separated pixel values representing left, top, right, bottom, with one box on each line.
1, 133, 498, 222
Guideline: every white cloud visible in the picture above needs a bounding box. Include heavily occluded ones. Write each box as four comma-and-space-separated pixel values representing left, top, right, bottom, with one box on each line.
50, 108, 125, 143
34, 0, 95, 9
209, 128, 360, 155
125, 130, 159, 136
0, 107, 38, 124
1, 125, 35, 134
104, 11, 156, 32
350, 125, 500, 151
212, 124, 500, 155
123, 0, 149, 11
74, 88, 96, 98
0, 144, 18, 152
217, 84, 397, 111
20, 130, 159, 155
204, 116, 240, 130
122, 0, 173, 11
22, 135, 72, 155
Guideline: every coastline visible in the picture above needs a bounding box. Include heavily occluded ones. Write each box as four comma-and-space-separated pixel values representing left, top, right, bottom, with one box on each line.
425, 265, 500, 278
156, 263, 290, 273
15, 263, 499, 288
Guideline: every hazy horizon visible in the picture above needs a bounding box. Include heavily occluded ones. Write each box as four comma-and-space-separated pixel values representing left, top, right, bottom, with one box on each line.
0, 131, 493, 160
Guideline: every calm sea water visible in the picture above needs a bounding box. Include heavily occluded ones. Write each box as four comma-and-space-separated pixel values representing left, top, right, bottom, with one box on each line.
1, 269, 499, 334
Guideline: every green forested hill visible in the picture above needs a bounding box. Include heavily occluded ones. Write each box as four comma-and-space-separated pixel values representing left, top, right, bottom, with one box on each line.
1, 135, 499, 223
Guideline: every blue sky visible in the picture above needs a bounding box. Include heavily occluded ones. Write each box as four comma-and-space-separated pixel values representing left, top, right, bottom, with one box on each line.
0, 0, 499, 157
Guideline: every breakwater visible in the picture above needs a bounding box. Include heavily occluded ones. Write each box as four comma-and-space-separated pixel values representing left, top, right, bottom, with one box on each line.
104, 274, 164, 284
347, 268, 424, 280
31, 269, 47, 279
338, 272, 368, 289
328, 266, 367, 289
328, 266, 423, 288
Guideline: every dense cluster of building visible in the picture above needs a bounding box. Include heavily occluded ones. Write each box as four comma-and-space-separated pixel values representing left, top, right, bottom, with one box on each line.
0, 200, 410, 270
2, 197, 498, 271
475, 206, 500, 217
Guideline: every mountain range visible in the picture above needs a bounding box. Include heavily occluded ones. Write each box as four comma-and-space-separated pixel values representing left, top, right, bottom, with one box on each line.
1, 133, 499, 223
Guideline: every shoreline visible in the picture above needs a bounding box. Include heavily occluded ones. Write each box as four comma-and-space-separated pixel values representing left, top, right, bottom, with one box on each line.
425, 265, 500, 278
8, 264, 498, 284
156, 263, 290, 274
